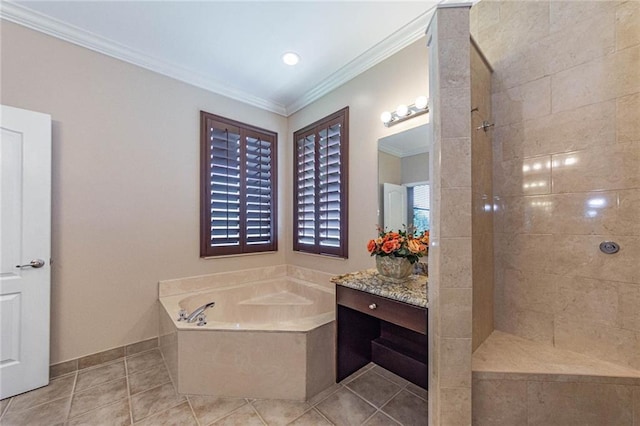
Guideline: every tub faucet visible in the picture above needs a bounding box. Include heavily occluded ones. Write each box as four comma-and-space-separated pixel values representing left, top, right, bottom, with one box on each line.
185, 301, 215, 323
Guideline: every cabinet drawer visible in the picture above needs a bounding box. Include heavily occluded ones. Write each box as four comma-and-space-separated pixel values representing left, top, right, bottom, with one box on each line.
337, 286, 427, 334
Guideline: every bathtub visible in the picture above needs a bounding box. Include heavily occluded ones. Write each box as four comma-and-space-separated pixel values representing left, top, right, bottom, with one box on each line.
158, 270, 336, 400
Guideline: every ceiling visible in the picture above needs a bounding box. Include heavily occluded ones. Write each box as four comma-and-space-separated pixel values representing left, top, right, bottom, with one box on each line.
1, 1, 466, 116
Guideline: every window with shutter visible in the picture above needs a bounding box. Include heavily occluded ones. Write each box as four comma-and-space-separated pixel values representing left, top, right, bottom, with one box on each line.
293, 107, 348, 258
200, 112, 277, 257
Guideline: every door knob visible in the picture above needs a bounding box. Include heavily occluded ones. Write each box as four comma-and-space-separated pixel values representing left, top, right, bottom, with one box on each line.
16, 259, 45, 269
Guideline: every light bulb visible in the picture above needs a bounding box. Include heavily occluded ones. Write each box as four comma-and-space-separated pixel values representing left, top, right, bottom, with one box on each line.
380, 111, 392, 124
396, 104, 409, 117
282, 52, 300, 66
415, 96, 428, 110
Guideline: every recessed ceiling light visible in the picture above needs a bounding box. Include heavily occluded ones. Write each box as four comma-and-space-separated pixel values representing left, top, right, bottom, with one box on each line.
282, 52, 300, 66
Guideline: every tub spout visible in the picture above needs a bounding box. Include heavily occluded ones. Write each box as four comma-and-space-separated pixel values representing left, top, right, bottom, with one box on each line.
186, 302, 215, 323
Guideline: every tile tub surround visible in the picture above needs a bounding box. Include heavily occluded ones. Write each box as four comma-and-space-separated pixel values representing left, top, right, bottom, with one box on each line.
0, 358, 428, 426
331, 269, 428, 308
472, 331, 640, 426
158, 268, 336, 400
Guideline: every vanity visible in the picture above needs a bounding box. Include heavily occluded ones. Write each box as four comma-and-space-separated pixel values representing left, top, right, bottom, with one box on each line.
331, 270, 428, 389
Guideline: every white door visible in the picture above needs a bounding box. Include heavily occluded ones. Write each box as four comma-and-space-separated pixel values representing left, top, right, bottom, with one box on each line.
383, 183, 407, 231
0, 105, 51, 399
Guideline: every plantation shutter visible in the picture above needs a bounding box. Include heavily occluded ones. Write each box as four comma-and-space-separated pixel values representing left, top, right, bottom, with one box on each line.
200, 112, 277, 257
295, 133, 316, 246
293, 107, 348, 258
244, 131, 275, 250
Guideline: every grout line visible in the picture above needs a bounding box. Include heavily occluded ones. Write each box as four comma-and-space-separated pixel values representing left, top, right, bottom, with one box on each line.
185, 396, 202, 426
247, 401, 268, 425
64, 370, 78, 423
311, 407, 335, 425
124, 351, 134, 425
0, 397, 13, 420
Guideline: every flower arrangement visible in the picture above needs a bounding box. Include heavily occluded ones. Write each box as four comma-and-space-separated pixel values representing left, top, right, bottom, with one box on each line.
367, 226, 429, 264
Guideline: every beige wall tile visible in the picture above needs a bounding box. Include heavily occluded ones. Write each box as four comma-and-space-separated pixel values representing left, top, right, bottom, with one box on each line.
549, 0, 618, 34
500, 195, 554, 235
619, 284, 640, 333
551, 144, 640, 193
436, 7, 471, 40
439, 387, 471, 426
527, 381, 634, 426
440, 87, 471, 139
503, 268, 558, 315
634, 387, 640, 426
551, 235, 640, 284
555, 316, 640, 370
441, 138, 471, 188
498, 304, 555, 345
472, 379, 527, 426
441, 288, 472, 339
440, 188, 472, 238
616, 1, 640, 51
440, 237, 472, 288
439, 37, 470, 89
552, 45, 640, 113
498, 233, 556, 275
556, 276, 620, 327
549, 191, 625, 236
492, 77, 551, 126
440, 338, 472, 388
617, 92, 640, 144
499, 155, 551, 197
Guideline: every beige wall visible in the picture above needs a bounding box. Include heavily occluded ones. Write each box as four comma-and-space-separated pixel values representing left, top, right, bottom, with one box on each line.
378, 151, 402, 185
470, 42, 494, 351
401, 152, 429, 184
471, 1, 640, 369
1, 21, 430, 362
286, 39, 429, 273
1, 22, 288, 363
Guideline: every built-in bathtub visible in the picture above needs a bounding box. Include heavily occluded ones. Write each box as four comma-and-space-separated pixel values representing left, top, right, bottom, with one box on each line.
158, 266, 336, 400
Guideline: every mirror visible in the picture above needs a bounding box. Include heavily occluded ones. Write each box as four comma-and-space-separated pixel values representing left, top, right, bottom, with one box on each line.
377, 124, 431, 233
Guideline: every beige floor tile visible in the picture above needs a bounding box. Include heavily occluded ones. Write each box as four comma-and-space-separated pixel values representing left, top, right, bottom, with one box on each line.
307, 383, 341, 406
69, 378, 128, 418
316, 388, 376, 426
9, 374, 75, 411
50, 359, 78, 379
128, 364, 171, 395
212, 403, 265, 425
188, 395, 247, 425
381, 390, 428, 426
339, 363, 375, 385
1, 396, 71, 426
75, 360, 126, 392
404, 383, 428, 402
370, 366, 409, 387
135, 401, 197, 426
126, 349, 164, 374
252, 399, 311, 426
130, 382, 185, 422
363, 411, 401, 425
1, 397, 12, 416
346, 371, 401, 408
67, 398, 130, 426
287, 408, 333, 425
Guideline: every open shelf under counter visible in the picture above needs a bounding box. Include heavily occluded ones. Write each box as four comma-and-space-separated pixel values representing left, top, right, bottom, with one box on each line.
331, 269, 428, 389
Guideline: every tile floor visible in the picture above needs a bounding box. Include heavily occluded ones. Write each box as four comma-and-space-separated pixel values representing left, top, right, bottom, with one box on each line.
0, 349, 428, 425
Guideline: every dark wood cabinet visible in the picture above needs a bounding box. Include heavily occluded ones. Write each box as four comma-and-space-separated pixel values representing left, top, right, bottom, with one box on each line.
336, 285, 428, 389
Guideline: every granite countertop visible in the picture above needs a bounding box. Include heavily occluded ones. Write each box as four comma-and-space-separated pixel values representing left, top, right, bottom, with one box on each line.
331, 269, 428, 308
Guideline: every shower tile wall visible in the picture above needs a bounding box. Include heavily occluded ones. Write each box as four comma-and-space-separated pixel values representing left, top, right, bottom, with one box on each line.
470, 0, 640, 369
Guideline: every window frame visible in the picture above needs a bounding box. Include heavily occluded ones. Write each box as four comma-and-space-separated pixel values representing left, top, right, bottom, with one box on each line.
293, 107, 349, 258
200, 111, 278, 257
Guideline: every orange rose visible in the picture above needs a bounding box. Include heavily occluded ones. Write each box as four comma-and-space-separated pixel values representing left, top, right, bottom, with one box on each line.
367, 239, 377, 253
420, 231, 430, 245
407, 239, 426, 254
381, 239, 400, 254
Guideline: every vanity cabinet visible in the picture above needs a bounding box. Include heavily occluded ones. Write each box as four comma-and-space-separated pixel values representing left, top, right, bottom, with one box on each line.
333, 271, 428, 389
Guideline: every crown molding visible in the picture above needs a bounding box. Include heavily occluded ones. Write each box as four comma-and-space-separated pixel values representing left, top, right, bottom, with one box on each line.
284, 6, 437, 116
0, 1, 288, 116
1, 1, 458, 117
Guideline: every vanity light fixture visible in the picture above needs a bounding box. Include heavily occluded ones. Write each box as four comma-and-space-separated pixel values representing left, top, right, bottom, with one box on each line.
380, 96, 429, 127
